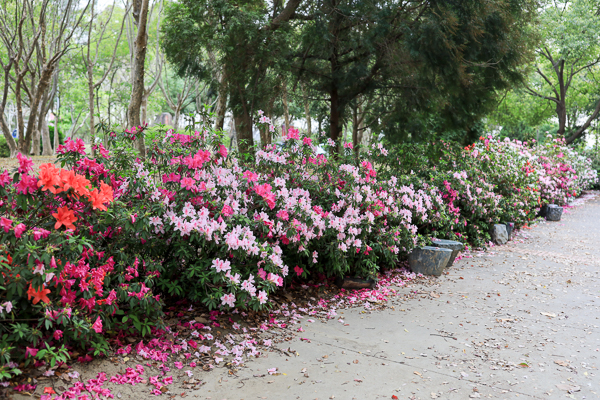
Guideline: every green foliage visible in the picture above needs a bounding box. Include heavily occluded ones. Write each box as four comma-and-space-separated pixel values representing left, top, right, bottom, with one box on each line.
0, 136, 9, 158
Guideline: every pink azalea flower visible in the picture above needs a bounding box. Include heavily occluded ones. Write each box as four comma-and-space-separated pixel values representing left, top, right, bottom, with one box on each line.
14, 223, 26, 238
25, 347, 38, 358
257, 290, 268, 305
92, 316, 103, 333
16, 152, 34, 174
0, 217, 13, 233
221, 293, 236, 308
218, 144, 228, 158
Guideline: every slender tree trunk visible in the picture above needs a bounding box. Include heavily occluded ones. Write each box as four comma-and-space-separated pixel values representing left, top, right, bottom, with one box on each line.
282, 80, 290, 132
259, 123, 269, 147
53, 109, 59, 150
1, 63, 19, 157
263, 93, 276, 146
15, 77, 26, 154
127, 0, 149, 156
357, 104, 366, 148
41, 118, 53, 156
228, 117, 236, 152
88, 71, 96, 155
352, 104, 359, 156
214, 73, 227, 132
301, 82, 311, 136
19, 67, 55, 155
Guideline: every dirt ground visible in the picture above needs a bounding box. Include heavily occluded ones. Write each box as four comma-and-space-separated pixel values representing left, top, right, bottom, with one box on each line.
0, 156, 57, 173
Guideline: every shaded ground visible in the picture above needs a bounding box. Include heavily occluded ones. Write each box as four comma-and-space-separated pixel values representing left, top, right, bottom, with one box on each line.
12, 192, 600, 399
0, 156, 57, 173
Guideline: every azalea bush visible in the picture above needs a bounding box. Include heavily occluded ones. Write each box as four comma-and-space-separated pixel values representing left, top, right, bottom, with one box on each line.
99, 125, 447, 314
0, 141, 163, 379
534, 137, 597, 205
0, 120, 596, 376
377, 135, 595, 246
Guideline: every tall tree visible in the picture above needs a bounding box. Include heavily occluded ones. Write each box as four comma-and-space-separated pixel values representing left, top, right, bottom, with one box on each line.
523, 0, 600, 144
291, 0, 536, 147
0, 0, 90, 156
127, 0, 150, 155
83, 1, 130, 152
158, 66, 195, 131
162, 0, 302, 154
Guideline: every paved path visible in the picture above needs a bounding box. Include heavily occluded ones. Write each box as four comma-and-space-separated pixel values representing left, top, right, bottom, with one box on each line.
199, 194, 600, 399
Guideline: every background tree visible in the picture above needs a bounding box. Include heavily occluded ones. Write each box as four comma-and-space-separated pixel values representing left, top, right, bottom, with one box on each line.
127, 0, 151, 155
291, 0, 536, 148
162, 0, 302, 154
83, 0, 130, 152
523, 0, 600, 144
0, 0, 90, 156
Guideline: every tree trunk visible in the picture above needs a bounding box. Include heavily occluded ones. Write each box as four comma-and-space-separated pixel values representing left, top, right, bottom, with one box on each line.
19, 66, 55, 155
556, 101, 566, 137
352, 104, 359, 156
32, 128, 41, 155
41, 118, 53, 156
282, 80, 290, 133
228, 117, 236, 152
53, 110, 59, 150
127, 0, 149, 157
330, 85, 342, 150
88, 71, 96, 156
141, 93, 149, 125
173, 108, 180, 131
233, 106, 253, 154
214, 75, 227, 132
357, 106, 366, 148
302, 82, 311, 136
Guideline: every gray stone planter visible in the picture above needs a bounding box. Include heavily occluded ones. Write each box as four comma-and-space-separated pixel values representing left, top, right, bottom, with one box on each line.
408, 246, 452, 276
546, 204, 563, 221
430, 239, 464, 268
490, 224, 508, 245
503, 222, 515, 240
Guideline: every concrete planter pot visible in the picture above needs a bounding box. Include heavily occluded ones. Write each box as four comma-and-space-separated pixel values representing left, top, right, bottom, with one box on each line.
408, 246, 452, 277
503, 222, 515, 240
490, 224, 508, 245
546, 204, 563, 221
430, 239, 464, 268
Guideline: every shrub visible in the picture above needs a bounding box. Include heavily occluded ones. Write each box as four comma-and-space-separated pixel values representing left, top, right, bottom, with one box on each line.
0, 122, 596, 376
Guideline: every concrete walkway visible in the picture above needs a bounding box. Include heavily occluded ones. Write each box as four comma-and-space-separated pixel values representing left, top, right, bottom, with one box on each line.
200, 194, 600, 400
